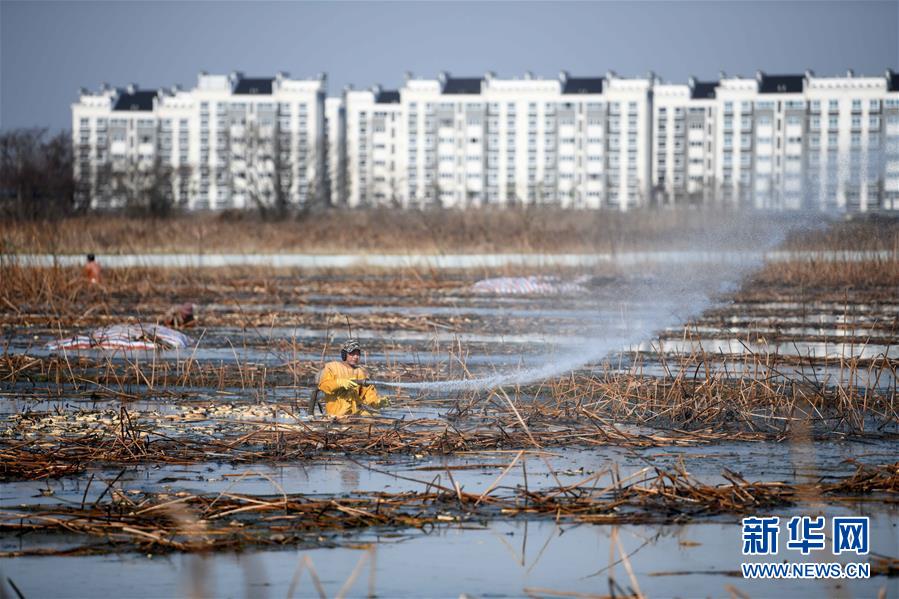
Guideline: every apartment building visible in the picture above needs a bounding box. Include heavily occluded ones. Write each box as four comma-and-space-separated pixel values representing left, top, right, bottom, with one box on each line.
74, 68, 899, 212
886, 71, 899, 210
324, 97, 346, 205
343, 71, 652, 210
653, 79, 717, 205
72, 72, 326, 210
343, 86, 403, 207
803, 71, 892, 212
701, 70, 897, 211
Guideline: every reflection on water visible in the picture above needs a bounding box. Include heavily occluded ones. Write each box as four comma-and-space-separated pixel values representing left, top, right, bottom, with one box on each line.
4, 438, 898, 509
4, 510, 897, 598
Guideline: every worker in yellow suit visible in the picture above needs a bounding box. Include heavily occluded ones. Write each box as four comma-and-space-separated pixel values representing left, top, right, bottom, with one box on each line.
317, 339, 384, 417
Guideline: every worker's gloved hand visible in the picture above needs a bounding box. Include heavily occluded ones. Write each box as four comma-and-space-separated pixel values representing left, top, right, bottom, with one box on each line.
339, 379, 360, 391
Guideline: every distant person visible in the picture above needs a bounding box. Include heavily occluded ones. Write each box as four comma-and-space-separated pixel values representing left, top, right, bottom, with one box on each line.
83, 254, 101, 285
162, 302, 197, 329
316, 339, 384, 417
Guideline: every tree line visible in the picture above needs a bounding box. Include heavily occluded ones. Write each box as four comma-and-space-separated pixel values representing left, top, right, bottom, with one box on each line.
0, 127, 330, 221
0, 129, 78, 219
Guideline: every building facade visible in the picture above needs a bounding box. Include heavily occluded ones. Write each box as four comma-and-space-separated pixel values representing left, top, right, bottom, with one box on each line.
342, 71, 651, 210
73, 68, 899, 212
72, 72, 326, 210
324, 97, 346, 206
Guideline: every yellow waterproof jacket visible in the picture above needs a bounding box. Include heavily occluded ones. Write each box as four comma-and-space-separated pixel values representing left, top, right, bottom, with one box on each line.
317, 360, 382, 417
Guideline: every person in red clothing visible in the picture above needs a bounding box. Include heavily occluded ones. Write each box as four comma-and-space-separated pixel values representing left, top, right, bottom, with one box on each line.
83, 254, 101, 284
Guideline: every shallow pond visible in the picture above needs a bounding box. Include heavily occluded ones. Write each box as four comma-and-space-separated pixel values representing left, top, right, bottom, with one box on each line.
4, 509, 897, 598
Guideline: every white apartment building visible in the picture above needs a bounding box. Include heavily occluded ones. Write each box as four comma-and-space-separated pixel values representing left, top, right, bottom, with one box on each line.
651, 69, 899, 211
72, 72, 326, 210
804, 71, 892, 212
603, 74, 653, 209
886, 71, 899, 210
324, 97, 346, 205
343, 71, 652, 210
713, 75, 758, 206
74, 68, 899, 212
653, 78, 718, 205
344, 86, 403, 207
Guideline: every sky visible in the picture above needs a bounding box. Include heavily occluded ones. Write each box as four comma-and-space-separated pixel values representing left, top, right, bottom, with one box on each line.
1, 0, 897, 131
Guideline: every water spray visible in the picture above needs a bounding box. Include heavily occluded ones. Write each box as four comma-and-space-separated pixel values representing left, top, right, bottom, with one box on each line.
365, 209, 827, 397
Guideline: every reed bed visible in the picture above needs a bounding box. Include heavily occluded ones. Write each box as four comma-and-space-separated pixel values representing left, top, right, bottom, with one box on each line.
2, 220, 897, 485
1, 330, 896, 482
1, 400, 775, 483
1, 459, 895, 558
0, 207, 808, 255
2, 363, 896, 483
744, 256, 899, 289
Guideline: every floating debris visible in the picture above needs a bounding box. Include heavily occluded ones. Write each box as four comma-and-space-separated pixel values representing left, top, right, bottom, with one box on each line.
46, 324, 191, 351
471, 276, 588, 296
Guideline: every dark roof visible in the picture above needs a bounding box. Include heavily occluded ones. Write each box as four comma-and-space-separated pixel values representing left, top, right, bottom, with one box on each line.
690, 81, 717, 99
443, 77, 482, 94
113, 90, 156, 111
233, 77, 273, 95
562, 77, 604, 94
889, 70, 899, 92
375, 90, 401, 104
759, 74, 804, 94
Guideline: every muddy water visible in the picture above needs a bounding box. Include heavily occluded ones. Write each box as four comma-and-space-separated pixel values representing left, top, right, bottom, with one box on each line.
3, 438, 897, 508
3, 440, 898, 597
3, 261, 898, 595
4, 511, 897, 598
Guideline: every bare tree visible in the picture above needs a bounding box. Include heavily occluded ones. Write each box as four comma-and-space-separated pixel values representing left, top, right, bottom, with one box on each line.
240, 120, 286, 220
0, 128, 75, 219
423, 176, 444, 210
384, 173, 408, 209
299, 146, 329, 215
107, 156, 176, 217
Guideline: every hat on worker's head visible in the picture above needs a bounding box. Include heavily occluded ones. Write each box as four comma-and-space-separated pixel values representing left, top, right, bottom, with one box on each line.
341, 339, 362, 360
